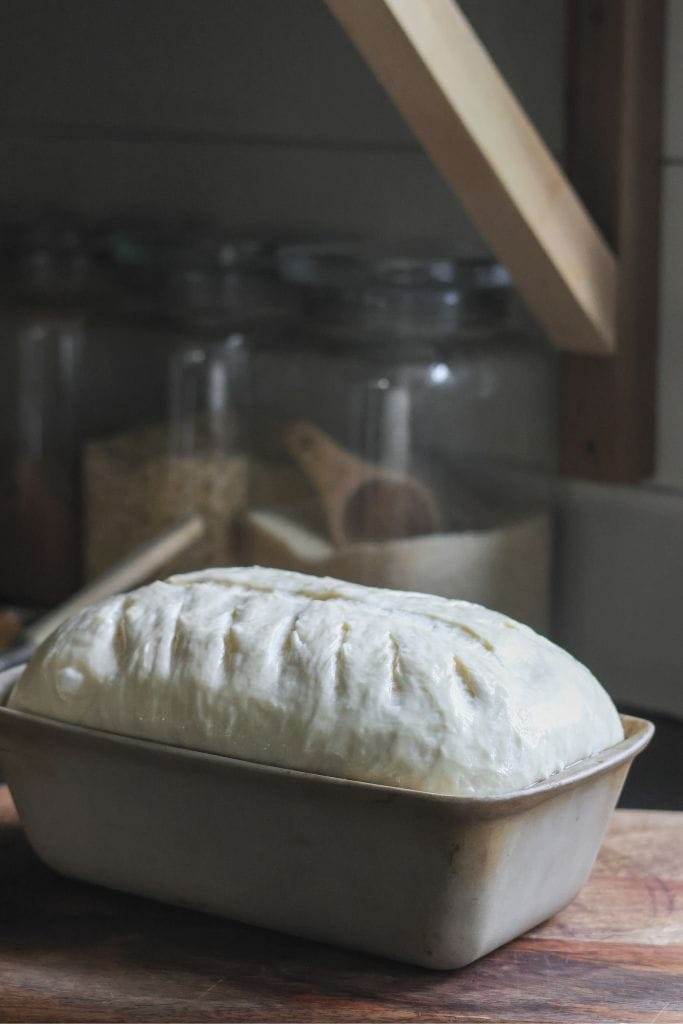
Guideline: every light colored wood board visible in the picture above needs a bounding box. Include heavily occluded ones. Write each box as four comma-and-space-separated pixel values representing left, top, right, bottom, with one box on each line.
528, 809, 683, 945
0, 137, 485, 243
0, 0, 565, 154
595, 810, 683, 878
324, 0, 616, 356
28, 515, 206, 646
654, 167, 683, 488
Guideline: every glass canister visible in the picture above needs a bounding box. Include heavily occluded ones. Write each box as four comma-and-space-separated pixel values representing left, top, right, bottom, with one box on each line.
0, 213, 91, 605
83, 232, 297, 580
244, 244, 557, 631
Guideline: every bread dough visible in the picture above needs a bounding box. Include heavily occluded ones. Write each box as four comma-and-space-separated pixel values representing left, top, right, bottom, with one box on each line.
9, 566, 624, 796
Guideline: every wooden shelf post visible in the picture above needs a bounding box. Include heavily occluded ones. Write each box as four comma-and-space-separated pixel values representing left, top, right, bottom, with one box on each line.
561, 0, 663, 481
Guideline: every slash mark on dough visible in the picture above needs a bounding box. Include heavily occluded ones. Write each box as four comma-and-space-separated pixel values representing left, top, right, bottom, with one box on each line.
283, 610, 304, 657
334, 621, 350, 697
453, 656, 478, 699
223, 605, 241, 662
388, 633, 405, 698
115, 615, 128, 655
455, 624, 494, 652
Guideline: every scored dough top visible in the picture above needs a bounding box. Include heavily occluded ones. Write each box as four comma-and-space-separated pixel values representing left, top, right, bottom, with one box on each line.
9, 566, 624, 796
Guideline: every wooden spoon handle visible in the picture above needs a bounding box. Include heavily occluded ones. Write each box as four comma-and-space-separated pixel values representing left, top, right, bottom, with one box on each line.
26, 515, 205, 647
283, 421, 374, 509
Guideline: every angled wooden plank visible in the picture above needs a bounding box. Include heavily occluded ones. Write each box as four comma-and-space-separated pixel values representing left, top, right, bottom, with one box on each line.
324, 0, 617, 356
560, 0, 663, 481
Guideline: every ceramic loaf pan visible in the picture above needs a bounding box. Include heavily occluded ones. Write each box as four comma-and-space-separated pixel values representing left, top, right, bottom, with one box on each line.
0, 666, 653, 970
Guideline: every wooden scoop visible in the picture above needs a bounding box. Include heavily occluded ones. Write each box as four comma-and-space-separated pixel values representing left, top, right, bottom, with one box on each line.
283, 421, 441, 546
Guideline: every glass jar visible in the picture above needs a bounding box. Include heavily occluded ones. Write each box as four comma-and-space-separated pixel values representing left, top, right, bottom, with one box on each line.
85, 219, 183, 441
0, 213, 91, 605
83, 232, 297, 580
245, 243, 557, 631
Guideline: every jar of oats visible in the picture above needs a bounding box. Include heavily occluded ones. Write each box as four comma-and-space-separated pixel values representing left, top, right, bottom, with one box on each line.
84, 231, 297, 580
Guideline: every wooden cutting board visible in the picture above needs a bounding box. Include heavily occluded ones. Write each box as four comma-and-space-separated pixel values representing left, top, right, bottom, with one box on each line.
0, 786, 681, 1023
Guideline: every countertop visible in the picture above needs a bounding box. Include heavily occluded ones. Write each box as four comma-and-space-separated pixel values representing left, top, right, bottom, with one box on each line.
0, 787, 681, 1023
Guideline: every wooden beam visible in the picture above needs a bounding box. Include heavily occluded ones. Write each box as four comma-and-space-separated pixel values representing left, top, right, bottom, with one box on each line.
324, 0, 617, 356
560, 0, 663, 481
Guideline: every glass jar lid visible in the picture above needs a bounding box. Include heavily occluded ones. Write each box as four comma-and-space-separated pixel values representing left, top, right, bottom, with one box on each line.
9, 211, 91, 305
97, 222, 297, 331
277, 242, 512, 341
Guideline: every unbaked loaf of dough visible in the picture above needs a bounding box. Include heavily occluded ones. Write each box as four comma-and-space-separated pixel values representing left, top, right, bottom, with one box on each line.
9, 566, 624, 796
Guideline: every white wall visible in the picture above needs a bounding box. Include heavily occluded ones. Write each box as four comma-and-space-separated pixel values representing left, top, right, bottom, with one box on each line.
1, 0, 681, 717
553, 478, 683, 715
0, 0, 563, 240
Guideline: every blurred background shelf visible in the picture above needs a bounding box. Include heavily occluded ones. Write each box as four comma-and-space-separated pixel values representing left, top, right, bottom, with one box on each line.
0, 0, 680, 783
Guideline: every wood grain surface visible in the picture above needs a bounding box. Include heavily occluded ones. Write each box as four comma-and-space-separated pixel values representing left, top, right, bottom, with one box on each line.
0, 786, 681, 1023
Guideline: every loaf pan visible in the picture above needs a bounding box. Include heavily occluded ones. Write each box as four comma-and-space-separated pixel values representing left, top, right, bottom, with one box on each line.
0, 666, 653, 970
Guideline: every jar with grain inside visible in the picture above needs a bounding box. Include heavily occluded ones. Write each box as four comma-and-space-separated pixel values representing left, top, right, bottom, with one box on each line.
0, 213, 92, 605
244, 244, 557, 631
83, 233, 297, 580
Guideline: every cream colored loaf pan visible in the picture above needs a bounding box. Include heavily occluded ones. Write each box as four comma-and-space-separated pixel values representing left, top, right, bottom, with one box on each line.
0, 667, 652, 970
